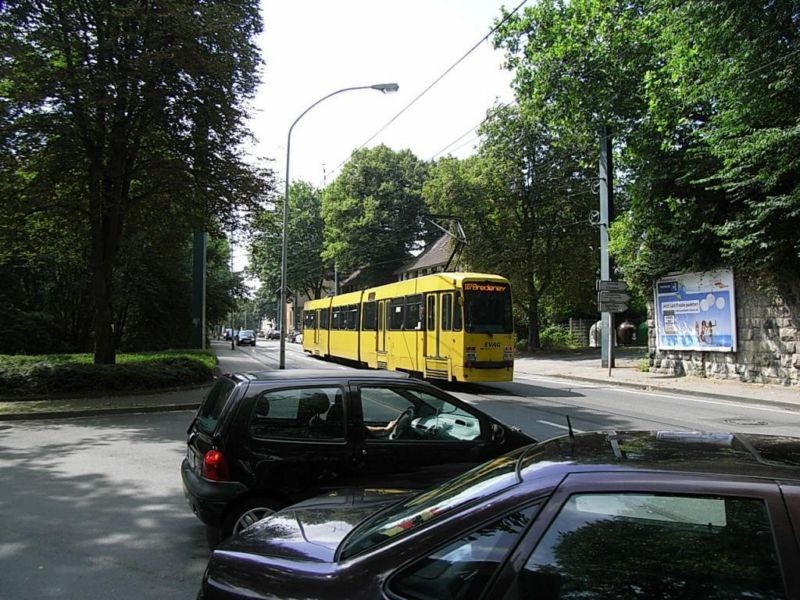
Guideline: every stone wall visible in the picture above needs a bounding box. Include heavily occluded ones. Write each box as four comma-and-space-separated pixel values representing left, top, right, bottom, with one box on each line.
648, 278, 800, 386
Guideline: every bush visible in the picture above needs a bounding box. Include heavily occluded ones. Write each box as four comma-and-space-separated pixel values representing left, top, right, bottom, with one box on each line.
0, 350, 216, 398
540, 325, 579, 351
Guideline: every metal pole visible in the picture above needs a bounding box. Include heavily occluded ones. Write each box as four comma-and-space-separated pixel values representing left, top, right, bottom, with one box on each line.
599, 126, 615, 370
279, 83, 399, 368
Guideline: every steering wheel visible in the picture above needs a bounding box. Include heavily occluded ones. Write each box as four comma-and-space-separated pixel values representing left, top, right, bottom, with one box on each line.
389, 407, 415, 440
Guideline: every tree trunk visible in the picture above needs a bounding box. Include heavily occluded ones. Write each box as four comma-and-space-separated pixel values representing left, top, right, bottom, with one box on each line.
89, 156, 127, 365
527, 278, 541, 350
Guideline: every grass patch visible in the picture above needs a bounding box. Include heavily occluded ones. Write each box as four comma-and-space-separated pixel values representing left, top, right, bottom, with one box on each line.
0, 350, 217, 398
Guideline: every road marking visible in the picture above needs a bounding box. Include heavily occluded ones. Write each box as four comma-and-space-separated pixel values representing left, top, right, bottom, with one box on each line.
515, 374, 598, 388
537, 420, 585, 433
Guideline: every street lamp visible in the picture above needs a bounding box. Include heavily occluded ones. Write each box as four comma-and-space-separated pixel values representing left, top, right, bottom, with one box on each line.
279, 83, 399, 368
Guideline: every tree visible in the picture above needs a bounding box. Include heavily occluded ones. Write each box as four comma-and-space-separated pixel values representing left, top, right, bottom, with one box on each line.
322, 145, 432, 287
0, 1, 266, 363
424, 105, 596, 349
494, 0, 800, 299
250, 181, 328, 302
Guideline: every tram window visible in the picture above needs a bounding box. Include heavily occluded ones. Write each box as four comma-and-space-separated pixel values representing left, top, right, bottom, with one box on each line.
453, 291, 463, 331
362, 301, 377, 331
426, 296, 435, 331
389, 298, 405, 330
304, 311, 317, 330
346, 305, 359, 330
320, 308, 330, 329
442, 293, 452, 331
332, 309, 342, 330
405, 295, 422, 330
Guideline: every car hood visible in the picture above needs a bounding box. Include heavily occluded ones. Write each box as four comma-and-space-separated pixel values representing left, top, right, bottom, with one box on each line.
217, 488, 410, 564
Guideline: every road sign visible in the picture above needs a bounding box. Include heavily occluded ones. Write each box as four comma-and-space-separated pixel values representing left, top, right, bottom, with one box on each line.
596, 280, 629, 292
598, 290, 631, 303
598, 301, 628, 313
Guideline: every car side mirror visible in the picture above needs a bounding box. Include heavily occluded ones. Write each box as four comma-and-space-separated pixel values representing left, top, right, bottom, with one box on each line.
491, 423, 506, 444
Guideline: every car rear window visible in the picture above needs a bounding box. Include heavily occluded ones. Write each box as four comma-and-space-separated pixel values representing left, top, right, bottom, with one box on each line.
195, 379, 237, 434
338, 451, 523, 560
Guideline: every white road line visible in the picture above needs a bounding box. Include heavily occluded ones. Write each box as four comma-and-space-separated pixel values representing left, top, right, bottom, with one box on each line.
537, 420, 585, 433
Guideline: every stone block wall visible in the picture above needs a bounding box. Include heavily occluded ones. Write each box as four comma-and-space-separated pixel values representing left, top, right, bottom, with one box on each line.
648, 278, 799, 386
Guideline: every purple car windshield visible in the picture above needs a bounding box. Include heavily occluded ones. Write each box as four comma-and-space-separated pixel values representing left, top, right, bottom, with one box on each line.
338, 451, 523, 560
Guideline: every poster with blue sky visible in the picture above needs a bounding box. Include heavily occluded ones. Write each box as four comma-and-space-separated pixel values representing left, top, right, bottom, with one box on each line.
654, 269, 737, 352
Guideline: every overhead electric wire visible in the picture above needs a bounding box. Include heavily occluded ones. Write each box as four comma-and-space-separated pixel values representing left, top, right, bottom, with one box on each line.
333, 0, 529, 174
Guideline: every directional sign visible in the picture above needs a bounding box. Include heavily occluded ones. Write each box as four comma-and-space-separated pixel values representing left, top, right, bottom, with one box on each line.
596, 280, 629, 292
598, 290, 631, 304
599, 301, 629, 313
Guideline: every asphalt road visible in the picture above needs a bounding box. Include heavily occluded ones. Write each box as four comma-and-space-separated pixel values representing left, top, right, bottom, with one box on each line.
3, 340, 800, 598
0, 410, 205, 599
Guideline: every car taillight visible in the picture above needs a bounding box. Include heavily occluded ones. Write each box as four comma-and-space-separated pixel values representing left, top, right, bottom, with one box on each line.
202, 449, 230, 481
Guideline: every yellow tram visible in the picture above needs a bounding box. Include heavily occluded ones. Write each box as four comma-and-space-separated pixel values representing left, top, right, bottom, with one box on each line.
302, 272, 514, 382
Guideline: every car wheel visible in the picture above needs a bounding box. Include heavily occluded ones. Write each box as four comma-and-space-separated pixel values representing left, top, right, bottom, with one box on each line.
219, 496, 284, 543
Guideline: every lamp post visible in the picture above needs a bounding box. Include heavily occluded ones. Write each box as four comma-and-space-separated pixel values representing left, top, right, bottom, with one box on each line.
279, 83, 399, 369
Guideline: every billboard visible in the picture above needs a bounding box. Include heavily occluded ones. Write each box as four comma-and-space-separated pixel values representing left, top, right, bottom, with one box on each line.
654, 269, 736, 352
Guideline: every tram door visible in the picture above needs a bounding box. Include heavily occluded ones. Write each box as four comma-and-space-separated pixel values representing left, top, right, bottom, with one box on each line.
377, 300, 386, 353
313, 310, 320, 346
424, 294, 438, 357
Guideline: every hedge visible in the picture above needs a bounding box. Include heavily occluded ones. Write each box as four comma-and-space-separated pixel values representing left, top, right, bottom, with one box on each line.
0, 350, 217, 398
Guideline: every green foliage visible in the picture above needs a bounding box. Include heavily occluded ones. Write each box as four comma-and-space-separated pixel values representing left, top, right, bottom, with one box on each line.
0, 0, 270, 363
539, 325, 579, 351
423, 105, 597, 349
322, 145, 432, 286
250, 181, 328, 301
494, 0, 800, 298
0, 350, 216, 397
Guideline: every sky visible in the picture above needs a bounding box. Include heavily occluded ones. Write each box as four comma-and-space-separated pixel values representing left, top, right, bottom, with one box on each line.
235, 0, 521, 271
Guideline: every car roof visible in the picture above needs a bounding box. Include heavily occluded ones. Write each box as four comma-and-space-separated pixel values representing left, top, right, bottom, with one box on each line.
518, 430, 800, 482
230, 369, 411, 383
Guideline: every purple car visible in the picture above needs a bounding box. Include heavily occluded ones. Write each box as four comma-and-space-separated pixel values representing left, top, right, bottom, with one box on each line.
199, 430, 800, 599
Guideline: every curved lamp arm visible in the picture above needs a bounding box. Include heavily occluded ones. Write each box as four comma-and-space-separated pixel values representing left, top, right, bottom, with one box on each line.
279, 83, 399, 368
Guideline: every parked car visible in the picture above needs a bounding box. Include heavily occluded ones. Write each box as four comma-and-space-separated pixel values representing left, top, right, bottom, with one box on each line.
236, 330, 256, 346
266, 329, 280, 340
199, 430, 800, 599
181, 369, 533, 547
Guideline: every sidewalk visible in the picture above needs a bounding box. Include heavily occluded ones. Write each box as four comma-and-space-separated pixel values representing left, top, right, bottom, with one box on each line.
513, 347, 800, 408
0, 343, 796, 420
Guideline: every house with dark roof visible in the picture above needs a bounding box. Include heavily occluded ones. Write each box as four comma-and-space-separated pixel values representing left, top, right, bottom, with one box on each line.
395, 232, 462, 280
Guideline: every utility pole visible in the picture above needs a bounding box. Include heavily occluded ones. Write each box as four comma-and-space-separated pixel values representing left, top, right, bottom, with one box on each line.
599, 127, 615, 371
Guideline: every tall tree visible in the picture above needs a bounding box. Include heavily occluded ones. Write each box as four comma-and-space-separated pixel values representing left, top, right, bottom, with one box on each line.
322, 145, 432, 287
1, 0, 265, 363
250, 181, 328, 301
424, 105, 596, 349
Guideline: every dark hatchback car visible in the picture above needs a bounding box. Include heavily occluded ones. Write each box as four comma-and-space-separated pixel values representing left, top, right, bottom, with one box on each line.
200, 430, 800, 599
235, 330, 256, 346
181, 369, 533, 546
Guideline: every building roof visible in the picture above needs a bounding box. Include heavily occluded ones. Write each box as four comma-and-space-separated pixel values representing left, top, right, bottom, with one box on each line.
395, 233, 454, 274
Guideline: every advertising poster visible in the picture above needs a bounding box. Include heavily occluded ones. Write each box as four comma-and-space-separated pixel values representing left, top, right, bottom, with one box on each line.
654, 269, 736, 352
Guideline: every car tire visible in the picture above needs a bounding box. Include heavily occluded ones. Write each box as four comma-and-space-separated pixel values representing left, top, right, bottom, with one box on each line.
218, 496, 284, 546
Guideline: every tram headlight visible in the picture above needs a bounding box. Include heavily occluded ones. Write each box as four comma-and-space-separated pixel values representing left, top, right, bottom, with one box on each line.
504, 346, 513, 361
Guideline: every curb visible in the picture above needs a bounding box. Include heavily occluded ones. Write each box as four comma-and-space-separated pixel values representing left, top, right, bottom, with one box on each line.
0, 402, 201, 421
521, 372, 800, 412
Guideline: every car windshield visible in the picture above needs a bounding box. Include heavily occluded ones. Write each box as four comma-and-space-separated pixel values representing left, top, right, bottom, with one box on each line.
240, 330, 253, 336
338, 451, 523, 560
463, 281, 513, 334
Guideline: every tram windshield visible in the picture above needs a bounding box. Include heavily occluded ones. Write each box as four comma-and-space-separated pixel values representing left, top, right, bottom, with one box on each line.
463, 281, 513, 334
